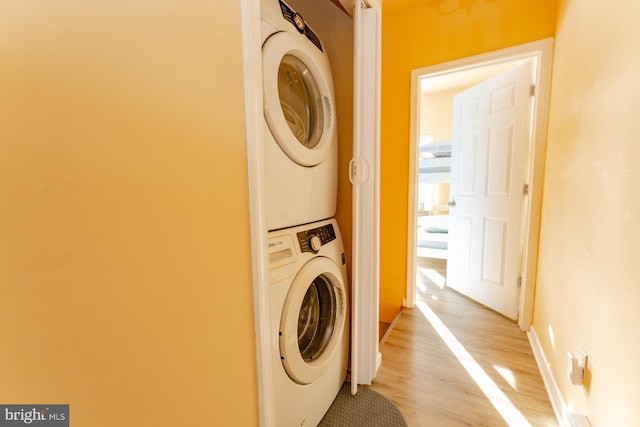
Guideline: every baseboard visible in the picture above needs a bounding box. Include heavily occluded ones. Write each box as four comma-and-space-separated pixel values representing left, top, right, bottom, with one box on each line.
527, 325, 565, 426
380, 309, 403, 346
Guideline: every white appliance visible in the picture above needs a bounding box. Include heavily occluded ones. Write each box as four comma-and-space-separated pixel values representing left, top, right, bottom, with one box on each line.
261, 0, 338, 231
267, 218, 349, 426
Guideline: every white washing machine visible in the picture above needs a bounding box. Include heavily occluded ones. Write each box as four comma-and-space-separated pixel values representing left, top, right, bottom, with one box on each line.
267, 218, 349, 426
261, 0, 338, 231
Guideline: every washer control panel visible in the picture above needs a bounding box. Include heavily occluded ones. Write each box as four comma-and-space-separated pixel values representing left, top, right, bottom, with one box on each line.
297, 223, 336, 254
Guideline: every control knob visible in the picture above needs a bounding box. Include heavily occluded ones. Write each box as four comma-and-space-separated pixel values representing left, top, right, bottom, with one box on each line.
309, 235, 322, 252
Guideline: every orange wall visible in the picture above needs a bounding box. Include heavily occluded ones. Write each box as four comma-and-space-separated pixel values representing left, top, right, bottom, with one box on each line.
534, 0, 640, 423
0, 1, 258, 426
379, 0, 558, 322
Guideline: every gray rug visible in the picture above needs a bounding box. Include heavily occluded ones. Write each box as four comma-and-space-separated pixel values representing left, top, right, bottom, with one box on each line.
319, 383, 408, 427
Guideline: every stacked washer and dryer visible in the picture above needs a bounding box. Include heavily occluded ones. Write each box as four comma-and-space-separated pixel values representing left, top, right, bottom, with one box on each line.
260, 0, 349, 425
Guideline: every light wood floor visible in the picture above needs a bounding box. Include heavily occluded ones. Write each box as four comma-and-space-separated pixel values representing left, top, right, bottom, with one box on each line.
368, 258, 557, 427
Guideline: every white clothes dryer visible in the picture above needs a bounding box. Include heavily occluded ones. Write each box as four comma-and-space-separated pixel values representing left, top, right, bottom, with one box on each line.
267, 218, 349, 426
261, 0, 338, 231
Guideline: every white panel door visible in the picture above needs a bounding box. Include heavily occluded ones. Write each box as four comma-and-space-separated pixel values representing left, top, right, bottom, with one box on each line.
446, 62, 533, 320
350, 0, 381, 395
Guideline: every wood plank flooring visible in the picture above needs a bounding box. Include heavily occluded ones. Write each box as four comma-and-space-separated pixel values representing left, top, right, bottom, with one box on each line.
368, 258, 557, 427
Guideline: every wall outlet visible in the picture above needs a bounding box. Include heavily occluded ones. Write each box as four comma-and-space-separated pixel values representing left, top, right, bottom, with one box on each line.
578, 347, 588, 371
566, 413, 591, 427
567, 347, 588, 385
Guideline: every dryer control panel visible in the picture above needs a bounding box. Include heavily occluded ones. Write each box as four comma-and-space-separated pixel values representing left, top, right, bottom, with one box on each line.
278, 0, 324, 52
297, 223, 336, 254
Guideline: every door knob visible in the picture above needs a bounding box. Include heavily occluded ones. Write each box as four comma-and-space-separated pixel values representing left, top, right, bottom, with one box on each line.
448, 200, 456, 208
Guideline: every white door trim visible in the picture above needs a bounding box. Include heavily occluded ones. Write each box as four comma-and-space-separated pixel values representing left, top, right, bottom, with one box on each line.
240, 0, 273, 426
405, 38, 554, 330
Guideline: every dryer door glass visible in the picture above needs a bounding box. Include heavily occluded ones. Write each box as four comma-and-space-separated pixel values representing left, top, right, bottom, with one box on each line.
278, 55, 324, 149
297, 274, 336, 362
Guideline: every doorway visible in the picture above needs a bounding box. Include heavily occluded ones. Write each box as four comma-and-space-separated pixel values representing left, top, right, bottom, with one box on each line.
405, 39, 554, 330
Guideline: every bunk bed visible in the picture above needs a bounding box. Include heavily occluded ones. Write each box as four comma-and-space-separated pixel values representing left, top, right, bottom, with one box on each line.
417, 214, 450, 259
417, 140, 451, 259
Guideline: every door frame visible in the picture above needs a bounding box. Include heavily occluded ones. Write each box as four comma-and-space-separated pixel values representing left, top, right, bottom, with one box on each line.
404, 39, 554, 330
241, 0, 274, 425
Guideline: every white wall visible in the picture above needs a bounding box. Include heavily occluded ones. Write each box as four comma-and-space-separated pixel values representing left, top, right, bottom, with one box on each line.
534, 0, 640, 424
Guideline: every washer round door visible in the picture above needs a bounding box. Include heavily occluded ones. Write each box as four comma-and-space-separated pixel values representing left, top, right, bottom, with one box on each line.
262, 31, 336, 167
279, 256, 347, 385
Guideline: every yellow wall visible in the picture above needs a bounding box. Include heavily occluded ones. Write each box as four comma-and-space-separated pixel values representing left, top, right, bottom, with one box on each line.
379, 0, 558, 322
0, 1, 258, 426
420, 88, 457, 141
534, 0, 640, 423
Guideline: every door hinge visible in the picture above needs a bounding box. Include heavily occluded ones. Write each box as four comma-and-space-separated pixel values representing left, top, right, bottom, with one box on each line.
517, 276, 522, 287
523, 183, 529, 195
530, 84, 535, 97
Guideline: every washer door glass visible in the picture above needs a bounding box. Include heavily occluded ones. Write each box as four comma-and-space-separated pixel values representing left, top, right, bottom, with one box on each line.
279, 256, 347, 385
297, 274, 336, 362
278, 55, 324, 150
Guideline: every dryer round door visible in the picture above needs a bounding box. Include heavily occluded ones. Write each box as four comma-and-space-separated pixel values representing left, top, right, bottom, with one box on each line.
262, 31, 336, 167
279, 256, 347, 385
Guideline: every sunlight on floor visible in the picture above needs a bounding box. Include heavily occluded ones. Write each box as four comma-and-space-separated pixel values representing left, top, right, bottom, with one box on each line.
418, 266, 446, 289
494, 365, 518, 390
416, 300, 532, 427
